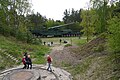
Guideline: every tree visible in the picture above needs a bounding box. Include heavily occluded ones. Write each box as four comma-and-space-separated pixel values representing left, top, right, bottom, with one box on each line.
27, 12, 47, 30
35, 12, 47, 28
90, 0, 109, 34
45, 18, 55, 28
62, 8, 83, 34
0, 0, 33, 42
63, 8, 82, 23
80, 9, 95, 42
108, 16, 120, 78
108, 2, 120, 77
63, 9, 70, 23
108, 16, 120, 54
45, 19, 64, 29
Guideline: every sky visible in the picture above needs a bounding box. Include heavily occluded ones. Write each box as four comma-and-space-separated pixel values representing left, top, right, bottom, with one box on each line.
31, 0, 90, 20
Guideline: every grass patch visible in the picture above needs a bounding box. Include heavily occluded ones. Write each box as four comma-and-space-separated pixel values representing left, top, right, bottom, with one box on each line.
67, 53, 117, 80
0, 35, 50, 69
41, 37, 87, 46
0, 50, 16, 70
68, 56, 93, 76
64, 44, 72, 47
73, 38, 87, 46
61, 61, 72, 67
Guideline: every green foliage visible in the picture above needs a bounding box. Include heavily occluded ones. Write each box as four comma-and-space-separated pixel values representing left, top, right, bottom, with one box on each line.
108, 16, 120, 53
0, 65, 5, 70
26, 31, 34, 43
70, 22, 82, 32
0, 26, 11, 36
64, 44, 72, 47
90, 0, 109, 34
0, 51, 16, 70
63, 8, 82, 23
27, 12, 47, 29
45, 19, 64, 29
80, 10, 95, 42
62, 8, 83, 32
16, 31, 27, 41
0, 0, 34, 43
31, 38, 42, 45
69, 56, 93, 76
45, 19, 55, 28
33, 56, 46, 64
15, 30, 34, 44
0, 35, 49, 68
108, 16, 120, 79
75, 38, 87, 46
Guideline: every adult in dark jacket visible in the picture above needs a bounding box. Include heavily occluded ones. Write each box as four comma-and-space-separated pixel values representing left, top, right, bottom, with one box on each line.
26, 55, 32, 69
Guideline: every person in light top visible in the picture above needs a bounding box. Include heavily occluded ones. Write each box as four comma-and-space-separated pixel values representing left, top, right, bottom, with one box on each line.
47, 55, 53, 72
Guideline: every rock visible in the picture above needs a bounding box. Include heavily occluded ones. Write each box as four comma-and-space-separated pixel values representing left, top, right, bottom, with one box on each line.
0, 64, 72, 80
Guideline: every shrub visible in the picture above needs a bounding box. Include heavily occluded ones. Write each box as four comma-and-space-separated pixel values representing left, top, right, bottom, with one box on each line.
108, 16, 120, 78
0, 65, 5, 70
64, 44, 72, 47
16, 31, 26, 41
31, 38, 42, 45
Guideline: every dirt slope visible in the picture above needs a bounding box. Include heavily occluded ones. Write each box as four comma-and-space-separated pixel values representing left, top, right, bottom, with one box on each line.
50, 35, 106, 67
50, 35, 118, 80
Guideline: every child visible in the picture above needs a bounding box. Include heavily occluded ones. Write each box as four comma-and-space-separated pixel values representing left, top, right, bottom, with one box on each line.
22, 56, 27, 69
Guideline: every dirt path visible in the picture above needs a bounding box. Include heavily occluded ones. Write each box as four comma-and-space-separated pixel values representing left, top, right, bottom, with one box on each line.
52, 44, 64, 50
48, 42, 79, 68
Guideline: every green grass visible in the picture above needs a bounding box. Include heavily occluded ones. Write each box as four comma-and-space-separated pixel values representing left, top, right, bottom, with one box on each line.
66, 53, 117, 80
0, 36, 86, 70
73, 38, 87, 46
64, 44, 72, 47
68, 56, 93, 76
41, 37, 87, 46
0, 35, 50, 69
0, 50, 16, 70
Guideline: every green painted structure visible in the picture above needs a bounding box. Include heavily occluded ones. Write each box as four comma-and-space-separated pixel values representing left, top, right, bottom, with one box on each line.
31, 23, 81, 37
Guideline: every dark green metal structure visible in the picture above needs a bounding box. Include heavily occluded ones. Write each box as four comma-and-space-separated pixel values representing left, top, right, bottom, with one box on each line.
31, 23, 80, 37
